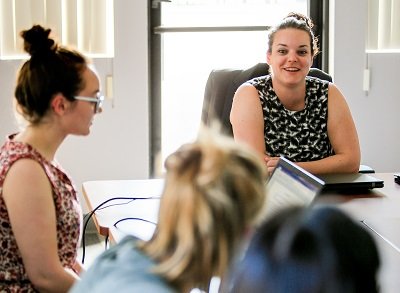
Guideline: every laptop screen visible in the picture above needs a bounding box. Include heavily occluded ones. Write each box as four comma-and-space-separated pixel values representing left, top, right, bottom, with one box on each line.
265, 156, 325, 216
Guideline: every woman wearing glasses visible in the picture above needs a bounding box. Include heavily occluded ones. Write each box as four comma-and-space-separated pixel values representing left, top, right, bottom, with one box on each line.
0, 25, 103, 292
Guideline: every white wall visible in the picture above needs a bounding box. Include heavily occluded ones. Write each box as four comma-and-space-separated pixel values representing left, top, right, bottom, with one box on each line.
0, 1, 399, 212
330, 0, 400, 172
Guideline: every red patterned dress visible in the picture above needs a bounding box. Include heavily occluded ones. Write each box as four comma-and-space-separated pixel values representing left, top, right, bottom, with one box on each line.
0, 134, 82, 292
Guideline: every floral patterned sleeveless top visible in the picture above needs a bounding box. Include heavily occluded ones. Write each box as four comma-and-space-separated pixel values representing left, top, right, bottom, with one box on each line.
0, 134, 82, 292
247, 75, 334, 162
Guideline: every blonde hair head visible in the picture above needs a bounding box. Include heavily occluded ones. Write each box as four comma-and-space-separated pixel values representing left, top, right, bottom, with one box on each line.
140, 126, 267, 292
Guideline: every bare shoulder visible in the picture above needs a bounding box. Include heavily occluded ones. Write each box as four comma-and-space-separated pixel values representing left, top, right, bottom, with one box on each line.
235, 82, 258, 97
327, 83, 355, 125
232, 83, 260, 108
327, 83, 349, 107
3, 158, 52, 202
5, 158, 47, 180
231, 82, 264, 128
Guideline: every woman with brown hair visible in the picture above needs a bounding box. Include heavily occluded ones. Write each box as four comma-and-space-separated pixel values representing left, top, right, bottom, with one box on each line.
0, 25, 103, 292
231, 12, 360, 175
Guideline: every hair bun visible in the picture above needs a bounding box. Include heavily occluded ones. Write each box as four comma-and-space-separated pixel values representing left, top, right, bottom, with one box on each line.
21, 25, 56, 56
286, 12, 314, 29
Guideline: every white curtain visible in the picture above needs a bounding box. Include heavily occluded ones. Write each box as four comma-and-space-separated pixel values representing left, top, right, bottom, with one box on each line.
369, 0, 400, 50
0, 0, 16, 56
0, 0, 114, 58
391, 0, 400, 47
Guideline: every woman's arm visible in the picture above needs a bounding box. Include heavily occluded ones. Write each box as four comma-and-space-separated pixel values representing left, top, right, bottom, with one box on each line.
296, 83, 361, 174
3, 159, 79, 293
230, 83, 266, 161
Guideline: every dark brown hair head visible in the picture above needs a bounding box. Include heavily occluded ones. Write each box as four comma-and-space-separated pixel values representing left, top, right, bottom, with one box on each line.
268, 12, 319, 57
15, 25, 88, 124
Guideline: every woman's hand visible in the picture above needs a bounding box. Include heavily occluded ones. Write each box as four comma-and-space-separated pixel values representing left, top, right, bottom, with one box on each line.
264, 155, 280, 175
73, 260, 84, 275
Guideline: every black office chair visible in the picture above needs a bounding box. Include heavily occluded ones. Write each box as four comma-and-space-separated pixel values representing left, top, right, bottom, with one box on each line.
201, 63, 332, 135
201, 63, 374, 173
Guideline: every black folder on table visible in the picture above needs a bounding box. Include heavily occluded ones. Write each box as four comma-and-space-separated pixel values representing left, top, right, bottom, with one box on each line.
317, 173, 384, 193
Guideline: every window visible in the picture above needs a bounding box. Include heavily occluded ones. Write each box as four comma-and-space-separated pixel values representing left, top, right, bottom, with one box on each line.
0, 0, 114, 59
150, 0, 328, 176
367, 0, 400, 51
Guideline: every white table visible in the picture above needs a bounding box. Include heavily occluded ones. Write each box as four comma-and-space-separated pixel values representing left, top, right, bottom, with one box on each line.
83, 174, 400, 293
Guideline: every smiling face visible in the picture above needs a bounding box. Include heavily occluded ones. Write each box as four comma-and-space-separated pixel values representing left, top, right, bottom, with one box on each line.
267, 28, 313, 86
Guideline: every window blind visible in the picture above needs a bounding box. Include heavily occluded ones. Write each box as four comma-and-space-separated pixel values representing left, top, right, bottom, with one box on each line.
0, 0, 114, 59
368, 0, 400, 50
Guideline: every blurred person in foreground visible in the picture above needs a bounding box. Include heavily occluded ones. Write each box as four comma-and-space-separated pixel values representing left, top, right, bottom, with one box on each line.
71, 126, 268, 293
224, 205, 380, 293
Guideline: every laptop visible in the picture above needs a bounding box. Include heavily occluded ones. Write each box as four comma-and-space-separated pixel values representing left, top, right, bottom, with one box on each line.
265, 156, 325, 216
317, 173, 384, 193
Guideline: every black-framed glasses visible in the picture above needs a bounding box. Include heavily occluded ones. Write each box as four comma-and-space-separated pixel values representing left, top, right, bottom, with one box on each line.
74, 93, 104, 113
